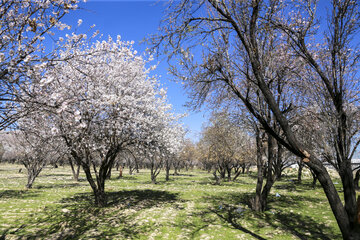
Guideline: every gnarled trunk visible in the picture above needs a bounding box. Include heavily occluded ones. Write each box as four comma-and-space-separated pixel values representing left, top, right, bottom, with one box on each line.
80, 163, 107, 207
252, 132, 276, 212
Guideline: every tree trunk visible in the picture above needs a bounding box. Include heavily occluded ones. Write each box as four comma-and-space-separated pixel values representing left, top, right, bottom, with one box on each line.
260, 134, 276, 211
314, 164, 360, 240
69, 158, 80, 182
106, 167, 112, 179
252, 129, 264, 211
174, 166, 179, 175
80, 163, 108, 207
119, 165, 123, 178
151, 165, 158, 184
349, 197, 360, 239
252, 132, 276, 212
338, 160, 358, 238
151, 174, 157, 184
26, 173, 36, 189
233, 167, 242, 181
274, 144, 283, 180
75, 165, 80, 181
165, 166, 170, 181
310, 169, 317, 188
106, 161, 115, 180
207, 164, 211, 173
150, 161, 161, 184
94, 188, 107, 207
354, 169, 360, 190
263, 163, 268, 178
213, 170, 221, 185
24, 161, 44, 189
297, 160, 303, 183
129, 165, 134, 175
219, 164, 225, 180
135, 161, 139, 173
227, 165, 231, 182
246, 165, 251, 174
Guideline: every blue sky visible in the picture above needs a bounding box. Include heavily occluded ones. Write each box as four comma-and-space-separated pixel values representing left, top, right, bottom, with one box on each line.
61, 0, 207, 141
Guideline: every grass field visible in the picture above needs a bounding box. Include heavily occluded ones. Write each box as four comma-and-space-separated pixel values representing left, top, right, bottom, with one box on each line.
0, 164, 343, 239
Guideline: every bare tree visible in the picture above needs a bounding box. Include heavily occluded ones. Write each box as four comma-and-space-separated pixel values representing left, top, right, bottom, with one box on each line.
200, 111, 254, 183
179, 139, 197, 172
16, 112, 63, 189
146, 151, 163, 184
271, 1, 360, 237
151, 0, 360, 238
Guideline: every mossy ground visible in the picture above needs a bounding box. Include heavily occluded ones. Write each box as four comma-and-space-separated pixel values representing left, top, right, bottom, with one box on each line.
0, 164, 344, 239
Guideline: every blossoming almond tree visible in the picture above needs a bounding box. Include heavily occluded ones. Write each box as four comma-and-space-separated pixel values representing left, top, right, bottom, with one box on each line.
0, 0, 83, 130
28, 35, 183, 206
16, 111, 63, 189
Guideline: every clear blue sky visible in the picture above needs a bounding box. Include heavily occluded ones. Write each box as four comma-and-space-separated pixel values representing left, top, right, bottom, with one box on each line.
60, 0, 207, 141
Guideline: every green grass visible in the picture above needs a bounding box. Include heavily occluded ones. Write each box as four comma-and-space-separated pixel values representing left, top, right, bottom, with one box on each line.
0, 164, 343, 239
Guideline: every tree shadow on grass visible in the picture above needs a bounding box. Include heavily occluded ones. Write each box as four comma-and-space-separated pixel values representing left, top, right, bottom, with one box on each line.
170, 210, 214, 239
2, 189, 179, 239
210, 207, 267, 240
0, 224, 26, 240
2, 176, 25, 179
171, 202, 266, 239
171, 173, 195, 177
0, 189, 39, 199
40, 173, 72, 177
115, 175, 137, 181
34, 183, 86, 190
247, 173, 261, 180
263, 211, 341, 240
274, 180, 322, 193
192, 178, 251, 186
59, 189, 179, 207
182, 193, 267, 240
274, 183, 297, 191
200, 192, 340, 239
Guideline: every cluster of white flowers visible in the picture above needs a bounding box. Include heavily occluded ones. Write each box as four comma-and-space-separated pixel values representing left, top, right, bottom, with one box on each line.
0, 0, 85, 130
28, 35, 184, 164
